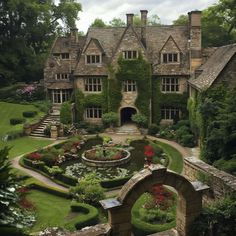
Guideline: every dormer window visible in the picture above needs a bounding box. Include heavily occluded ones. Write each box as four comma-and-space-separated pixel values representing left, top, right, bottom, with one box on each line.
55, 73, 69, 80
86, 55, 101, 64
52, 53, 69, 60
162, 53, 179, 63
123, 51, 138, 60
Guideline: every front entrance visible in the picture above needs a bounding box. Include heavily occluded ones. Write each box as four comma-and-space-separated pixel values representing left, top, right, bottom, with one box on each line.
120, 107, 137, 125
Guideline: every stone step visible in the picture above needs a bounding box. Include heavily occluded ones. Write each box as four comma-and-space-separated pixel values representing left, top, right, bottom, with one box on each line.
30, 133, 47, 137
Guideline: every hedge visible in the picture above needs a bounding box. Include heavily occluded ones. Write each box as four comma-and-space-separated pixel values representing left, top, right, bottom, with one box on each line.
66, 202, 99, 230
22, 111, 37, 118
56, 173, 78, 186
0, 226, 26, 236
5, 130, 24, 140
28, 183, 69, 198
9, 118, 25, 125
100, 175, 132, 188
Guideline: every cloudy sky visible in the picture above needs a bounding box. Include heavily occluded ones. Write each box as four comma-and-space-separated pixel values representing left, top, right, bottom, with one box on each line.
76, 0, 219, 32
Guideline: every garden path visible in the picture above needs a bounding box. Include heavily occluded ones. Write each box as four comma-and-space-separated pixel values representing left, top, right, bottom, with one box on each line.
11, 134, 194, 194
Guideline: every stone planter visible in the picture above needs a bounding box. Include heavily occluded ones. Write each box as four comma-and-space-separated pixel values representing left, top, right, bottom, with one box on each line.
82, 148, 131, 167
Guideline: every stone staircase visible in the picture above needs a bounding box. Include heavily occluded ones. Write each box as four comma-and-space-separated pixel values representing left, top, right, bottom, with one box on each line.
115, 123, 141, 135
29, 113, 60, 138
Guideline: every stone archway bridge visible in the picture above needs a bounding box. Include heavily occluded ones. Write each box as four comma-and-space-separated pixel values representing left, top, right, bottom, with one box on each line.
98, 164, 209, 236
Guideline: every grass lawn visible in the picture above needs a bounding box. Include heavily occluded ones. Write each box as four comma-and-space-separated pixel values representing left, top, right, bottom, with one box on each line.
0, 137, 53, 159
26, 190, 76, 232
154, 141, 183, 173
0, 101, 45, 137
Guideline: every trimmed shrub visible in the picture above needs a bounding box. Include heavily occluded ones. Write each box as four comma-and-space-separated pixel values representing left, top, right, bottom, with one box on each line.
100, 175, 132, 188
0, 226, 26, 236
86, 124, 104, 134
69, 202, 99, 230
102, 112, 119, 127
148, 124, 160, 135
9, 118, 25, 125
56, 173, 78, 186
131, 113, 148, 128
60, 102, 72, 124
179, 134, 195, 147
22, 111, 37, 118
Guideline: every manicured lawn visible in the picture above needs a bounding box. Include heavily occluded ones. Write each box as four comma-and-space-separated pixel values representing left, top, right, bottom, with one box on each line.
26, 190, 76, 232
153, 141, 183, 173
0, 101, 45, 137
0, 137, 53, 159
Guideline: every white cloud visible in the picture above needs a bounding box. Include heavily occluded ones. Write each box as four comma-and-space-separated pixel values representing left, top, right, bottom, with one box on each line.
76, 0, 219, 32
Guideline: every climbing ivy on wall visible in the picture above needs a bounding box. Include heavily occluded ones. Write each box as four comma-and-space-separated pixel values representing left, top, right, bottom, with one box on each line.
74, 77, 108, 122
152, 78, 188, 124
116, 54, 152, 118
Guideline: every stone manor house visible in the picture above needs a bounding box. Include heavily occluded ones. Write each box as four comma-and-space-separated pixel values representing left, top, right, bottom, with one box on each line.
43, 10, 205, 125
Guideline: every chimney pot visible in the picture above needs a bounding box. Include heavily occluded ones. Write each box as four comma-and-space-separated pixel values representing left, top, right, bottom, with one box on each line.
126, 13, 134, 26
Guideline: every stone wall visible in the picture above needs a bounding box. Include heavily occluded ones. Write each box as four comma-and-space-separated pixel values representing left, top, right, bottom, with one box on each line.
184, 156, 236, 200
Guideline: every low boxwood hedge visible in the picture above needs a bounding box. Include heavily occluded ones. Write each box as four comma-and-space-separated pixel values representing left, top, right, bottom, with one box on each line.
66, 202, 99, 230
22, 111, 37, 118
0, 226, 26, 236
56, 173, 77, 186
100, 175, 132, 188
10, 118, 25, 125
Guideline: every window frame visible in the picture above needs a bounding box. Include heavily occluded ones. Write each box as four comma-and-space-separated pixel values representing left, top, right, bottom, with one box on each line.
161, 107, 180, 120
162, 52, 179, 64
55, 73, 69, 80
85, 54, 102, 65
123, 80, 137, 92
85, 106, 102, 119
123, 50, 138, 60
84, 77, 102, 92
161, 77, 180, 93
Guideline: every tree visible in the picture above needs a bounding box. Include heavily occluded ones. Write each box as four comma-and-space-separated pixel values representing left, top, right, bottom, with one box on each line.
173, 14, 188, 25
90, 18, 106, 27
60, 102, 72, 124
109, 18, 126, 27
0, 147, 34, 230
0, 0, 82, 82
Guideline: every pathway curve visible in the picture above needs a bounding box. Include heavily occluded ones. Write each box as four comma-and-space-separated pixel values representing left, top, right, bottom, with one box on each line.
11, 133, 193, 194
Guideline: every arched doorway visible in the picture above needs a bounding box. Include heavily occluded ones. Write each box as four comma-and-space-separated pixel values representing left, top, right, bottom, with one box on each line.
120, 107, 137, 125
100, 165, 209, 236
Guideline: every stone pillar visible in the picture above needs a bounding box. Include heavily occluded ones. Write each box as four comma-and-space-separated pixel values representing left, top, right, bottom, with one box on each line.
50, 125, 58, 139
23, 124, 31, 135
176, 194, 203, 236
108, 206, 132, 236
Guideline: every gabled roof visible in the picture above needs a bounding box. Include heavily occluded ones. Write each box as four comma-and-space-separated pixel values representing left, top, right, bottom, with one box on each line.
83, 38, 106, 54
189, 44, 236, 91
159, 35, 182, 53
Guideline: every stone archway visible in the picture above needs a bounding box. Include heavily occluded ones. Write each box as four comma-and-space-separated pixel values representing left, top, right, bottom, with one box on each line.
120, 107, 137, 125
100, 165, 209, 236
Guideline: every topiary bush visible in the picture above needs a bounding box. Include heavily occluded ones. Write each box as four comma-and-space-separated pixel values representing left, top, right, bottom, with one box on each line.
131, 113, 148, 128
9, 118, 25, 125
22, 111, 37, 118
102, 112, 119, 127
60, 102, 72, 124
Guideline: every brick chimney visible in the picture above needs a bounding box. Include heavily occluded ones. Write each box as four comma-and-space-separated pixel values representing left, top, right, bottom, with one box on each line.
140, 10, 148, 47
126, 13, 134, 26
70, 27, 78, 43
188, 11, 202, 72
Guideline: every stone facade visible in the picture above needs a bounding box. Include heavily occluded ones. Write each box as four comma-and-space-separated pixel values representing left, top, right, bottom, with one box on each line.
44, 10, 202, 125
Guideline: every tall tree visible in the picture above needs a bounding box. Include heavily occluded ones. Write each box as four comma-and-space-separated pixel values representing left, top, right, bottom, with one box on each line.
0, 0, 82, 83
109, 18, 125, 27
90, 18, 106, 27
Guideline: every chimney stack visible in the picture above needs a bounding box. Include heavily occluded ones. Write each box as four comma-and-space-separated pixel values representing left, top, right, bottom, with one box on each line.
126, 13, 134, 26
70, 27, 78, 43
140, 10, 148, 47
188, 10, 202, 72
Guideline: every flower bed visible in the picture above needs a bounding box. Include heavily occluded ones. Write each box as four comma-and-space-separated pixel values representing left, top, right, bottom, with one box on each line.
82, 146, 131, 167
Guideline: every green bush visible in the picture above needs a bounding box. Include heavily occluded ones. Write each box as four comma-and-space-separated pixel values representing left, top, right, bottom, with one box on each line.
22, 111, 37, 117
148, 124, 160, 135
100, 175, 132, 188
70, 173, 105, 205
86, 124, 104, 134
0, 226, 26, 236
56, 173, 78, 186
102, 112, 119, 127
9, 118, 25, 125
131, 113, 148, 128
60, 102, 72, 124
179, 134, 195, 147
68, 202, 99, 230
173, 119, 190, 129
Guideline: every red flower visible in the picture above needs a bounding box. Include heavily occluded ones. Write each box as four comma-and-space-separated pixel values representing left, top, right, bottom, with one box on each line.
144, 145, 154, 158
27, 152, 41, 160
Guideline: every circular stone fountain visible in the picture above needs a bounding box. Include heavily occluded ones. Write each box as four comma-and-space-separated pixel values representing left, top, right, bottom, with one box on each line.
82, 146, 131, 167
